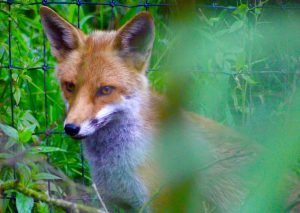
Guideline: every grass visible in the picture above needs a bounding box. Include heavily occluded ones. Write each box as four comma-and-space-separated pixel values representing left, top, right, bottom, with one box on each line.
0, 0, 300, 212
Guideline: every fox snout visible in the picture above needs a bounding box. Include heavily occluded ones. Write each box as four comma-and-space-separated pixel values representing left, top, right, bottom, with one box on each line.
64, 120, 98, 140
63, 104, 122, 139
64, 118, 105, 139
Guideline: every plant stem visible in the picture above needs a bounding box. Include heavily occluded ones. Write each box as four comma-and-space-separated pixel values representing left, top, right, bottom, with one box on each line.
0, 180, 106, 213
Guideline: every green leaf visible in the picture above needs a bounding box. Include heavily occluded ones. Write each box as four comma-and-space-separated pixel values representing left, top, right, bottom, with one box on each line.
22, 74, 32, 82
242, 74, 257, 85
30, 146, 67, 153
12, 73, 18, 81
233, 4, 248, 16
24, 111, 39, 128
0, 123, 18, 140
4, 138, 17, 149
34, 172, 61, 181
14, 87, 21, 105
229, 20, 244, 33
79, 15, 94, 28
18, 129, 32, 143
16, 192, 34, 213
0, 153, 14, 159
35, 202, 49, 213
18, 164, 32, 183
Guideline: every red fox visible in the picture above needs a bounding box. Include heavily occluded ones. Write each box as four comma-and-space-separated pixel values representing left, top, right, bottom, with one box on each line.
40, 6, 258, 212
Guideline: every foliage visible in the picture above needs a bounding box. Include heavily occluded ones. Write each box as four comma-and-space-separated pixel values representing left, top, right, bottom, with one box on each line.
0, 0, 300, 212
154, 1, 300, 212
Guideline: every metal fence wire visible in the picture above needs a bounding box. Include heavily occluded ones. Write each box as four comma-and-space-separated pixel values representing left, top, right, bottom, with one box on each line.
0, 0, 300, 211
0, 0, 174, 210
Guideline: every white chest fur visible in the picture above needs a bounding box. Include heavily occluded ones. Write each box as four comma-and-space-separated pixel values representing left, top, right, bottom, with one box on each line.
83, 112, 151, 211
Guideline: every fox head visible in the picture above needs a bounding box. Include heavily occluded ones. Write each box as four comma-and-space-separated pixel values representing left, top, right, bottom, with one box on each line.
40, 6, 154, 139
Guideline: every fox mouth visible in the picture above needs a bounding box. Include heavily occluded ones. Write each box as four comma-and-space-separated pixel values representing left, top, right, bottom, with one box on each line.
70, 135, 87, 140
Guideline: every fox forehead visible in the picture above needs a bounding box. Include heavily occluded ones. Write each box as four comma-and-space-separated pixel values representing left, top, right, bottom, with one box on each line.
56, 31, 138, 90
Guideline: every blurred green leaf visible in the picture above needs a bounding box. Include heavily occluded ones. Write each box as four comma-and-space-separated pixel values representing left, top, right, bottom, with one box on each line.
241, 74, 257, 85
0, 123, 18, 141
233, 4, 248, 16
0, 153, 14, 159
33, 172, 61, 181
30, 146, 67, 153
35, 202, 49, 213
16, 192, 34, 213
229, 20, 244, 33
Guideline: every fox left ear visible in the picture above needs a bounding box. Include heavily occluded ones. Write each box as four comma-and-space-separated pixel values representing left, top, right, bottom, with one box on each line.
40, 6, 85, 61
115, 12, 155, 71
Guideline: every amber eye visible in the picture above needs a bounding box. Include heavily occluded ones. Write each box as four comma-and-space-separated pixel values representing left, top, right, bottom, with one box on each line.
97, 86, 115, 96
65, 82, 75, 93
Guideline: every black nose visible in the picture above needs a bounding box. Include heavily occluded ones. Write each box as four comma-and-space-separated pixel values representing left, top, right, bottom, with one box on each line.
64, 123, 80, 136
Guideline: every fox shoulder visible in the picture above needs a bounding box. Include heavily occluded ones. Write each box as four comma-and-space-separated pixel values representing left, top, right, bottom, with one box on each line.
138, 107, 259, 212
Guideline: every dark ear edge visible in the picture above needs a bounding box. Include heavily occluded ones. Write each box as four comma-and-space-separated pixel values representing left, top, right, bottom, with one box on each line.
114, 12, 155, 70
40, 6, 84, 60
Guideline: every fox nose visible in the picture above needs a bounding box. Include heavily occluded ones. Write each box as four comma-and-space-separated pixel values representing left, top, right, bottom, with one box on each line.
64, 123, 80, 136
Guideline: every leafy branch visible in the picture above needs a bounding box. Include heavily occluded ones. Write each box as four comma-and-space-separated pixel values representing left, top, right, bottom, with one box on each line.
0, 180, 106, 213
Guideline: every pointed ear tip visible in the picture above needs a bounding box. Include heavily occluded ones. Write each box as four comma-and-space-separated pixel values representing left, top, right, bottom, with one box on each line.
138, 11, 152, 17
39, 6, 55, 16
40, 6, 48, 13
138, 11, 154, 21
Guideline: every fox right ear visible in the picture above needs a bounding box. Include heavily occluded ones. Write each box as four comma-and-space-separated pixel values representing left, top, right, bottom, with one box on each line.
40, 6, 84, 60
115, 12, 155, 71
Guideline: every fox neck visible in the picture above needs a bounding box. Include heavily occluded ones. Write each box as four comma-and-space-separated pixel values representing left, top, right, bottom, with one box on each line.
82, 89, 154, 210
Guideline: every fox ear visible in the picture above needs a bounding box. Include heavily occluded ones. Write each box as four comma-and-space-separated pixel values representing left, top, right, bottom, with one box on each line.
115, 12, 155, 71
40, 6, 84, 60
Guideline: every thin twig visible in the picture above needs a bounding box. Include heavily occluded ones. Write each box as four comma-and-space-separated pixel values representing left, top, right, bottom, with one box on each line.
138, 188, 162, 213
92, 183, 109, 213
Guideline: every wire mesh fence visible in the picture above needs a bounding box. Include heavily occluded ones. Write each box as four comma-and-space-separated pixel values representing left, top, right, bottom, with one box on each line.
0, 1, 174, 211
0, 0, 300, 211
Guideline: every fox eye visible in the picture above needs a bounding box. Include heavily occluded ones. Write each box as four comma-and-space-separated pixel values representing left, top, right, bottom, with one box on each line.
97, 86, 115, 96
65, 82, 75, 93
